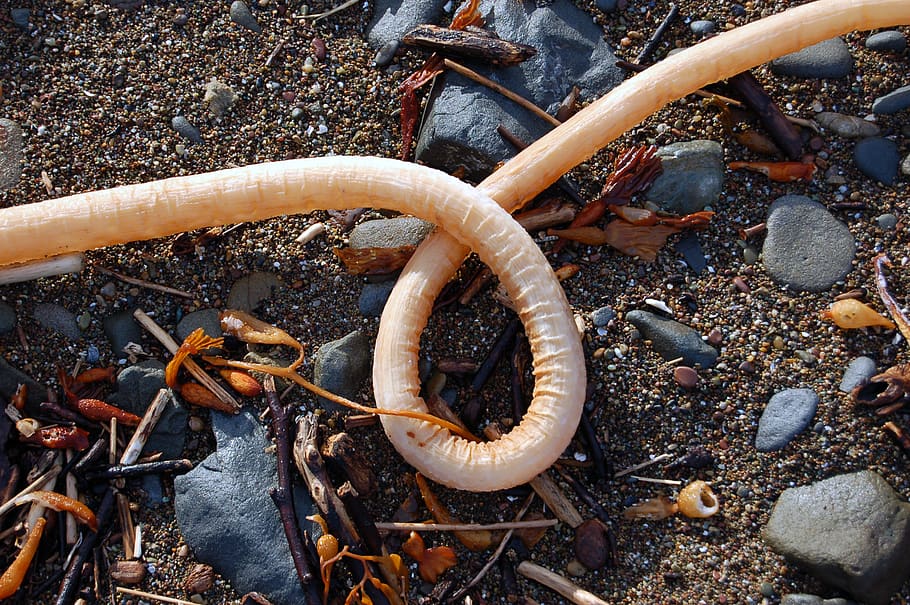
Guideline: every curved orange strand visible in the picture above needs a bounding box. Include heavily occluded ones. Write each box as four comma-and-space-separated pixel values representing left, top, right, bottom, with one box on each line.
0, 517, 46, 599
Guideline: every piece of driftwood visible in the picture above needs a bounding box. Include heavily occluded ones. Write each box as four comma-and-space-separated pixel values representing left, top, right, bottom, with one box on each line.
516, 560, 609, 605
84, 459, 193, 480
55, 487, 115, 605
403, 25, 536, 66
727, 71, 803, 160
322, 433, 377, 498
636, 3, 679, 64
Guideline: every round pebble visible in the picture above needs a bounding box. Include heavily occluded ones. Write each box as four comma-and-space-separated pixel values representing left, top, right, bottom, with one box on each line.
876, 213, 898, 230
854, 137, 900, 185
674, 365, 699, 389
865, 30, 907, 53
690, 20, 716, 36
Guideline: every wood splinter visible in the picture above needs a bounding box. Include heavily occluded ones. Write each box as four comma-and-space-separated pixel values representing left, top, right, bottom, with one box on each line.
517, 560, 609, 605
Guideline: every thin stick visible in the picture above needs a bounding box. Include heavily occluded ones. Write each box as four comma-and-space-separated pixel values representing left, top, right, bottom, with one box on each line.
516, 560, 609, 605
614, 453, 672, 478
443, 58, 561, 127
115, 587, 200, 605
132, 309, 240, 412
374, 519, 556, 532
95, 265, 193, 298
874, 254, 910, 343
65, 450, 78, 545
0, 464, 61, 519
630, 475, 682, 486
636, 3, 679, 64
295, 0, 358, 21
120, 389, 171, 465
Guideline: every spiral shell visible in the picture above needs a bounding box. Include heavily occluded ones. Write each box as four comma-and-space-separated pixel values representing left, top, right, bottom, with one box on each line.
677, 480, 719, 518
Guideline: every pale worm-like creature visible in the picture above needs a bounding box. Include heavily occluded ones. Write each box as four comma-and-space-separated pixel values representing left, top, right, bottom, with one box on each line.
0, 0, 907, 491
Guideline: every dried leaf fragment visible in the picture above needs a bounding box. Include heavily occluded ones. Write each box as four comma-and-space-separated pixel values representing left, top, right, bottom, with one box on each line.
602, 221, 680, 262
728, 160, 816, 181
180, 382, 239, 414
401, 531, 457, 583
333, 245, 416, 275
415, 473, 493, 551
852, 363, 910, 408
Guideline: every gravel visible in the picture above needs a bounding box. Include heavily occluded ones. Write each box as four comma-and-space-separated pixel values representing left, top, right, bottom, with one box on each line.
0, 1, 908, 604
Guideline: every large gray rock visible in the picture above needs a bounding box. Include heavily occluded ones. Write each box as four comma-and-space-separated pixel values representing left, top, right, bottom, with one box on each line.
762, 196, 854, 292
626, 310, 718, 368
175, 410, 315, 605
313, 331, 372, 412
764, 471, 910, 605
755, 388, 818, 452
414, 0, 623, 180
770, 37, 853, 79
646, 140, 724, 215
367, 0, 446, 48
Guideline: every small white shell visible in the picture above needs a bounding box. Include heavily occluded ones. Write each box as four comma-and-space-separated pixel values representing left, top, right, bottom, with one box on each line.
677, 480, 719, 518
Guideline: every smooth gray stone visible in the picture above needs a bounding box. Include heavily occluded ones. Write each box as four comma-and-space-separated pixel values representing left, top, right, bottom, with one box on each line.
770, 37, 853, 79
0, 119, 24, 192
229, 0, 262, 33
781, 596, 823, 605
367, 0, 446, 48
349, 217, 434, 249
762, 195, 855, 292
625, 310, 718, 368
674, 232, 707, 274
33, 303, 81, 341
595, 0, 618, 12
226, 272, 282, 312
865, 30, 907, 53
0, 357, 46, 414
175, 410, 315, 605
103, 309, 144, 361
590, 306, 616, 328
854, 136, 900, 185
872, 84, 910, 115
815, 112, 880, 139
176, 309, 223, 342
313, 331, 371, 412
755, 388, 818, 452
171, 115, 203, 144
646, 140, 724, 215
902, 153, 910, 176
764, 471, 910, 605
690, 20, 715, 36
839, 356, 877, 393
359, 281, 395, 317
414, 0, 623, 180
0, 302, 16, 335
876, 213, 898, 230
10, 8, 29, 29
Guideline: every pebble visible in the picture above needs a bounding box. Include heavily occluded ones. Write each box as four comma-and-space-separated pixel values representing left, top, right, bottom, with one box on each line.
781, 595, 860, 605
591, 305, 616, 327
625, 310, 718, 368
102, 310, 144, 361
171, 115, 203, 144
33, 303, 81, 340
595, 0, 618, 12
903, 153, 910, 176
673, 365, 699, 389
204, 78, 238, 117
574, 519, 610, 569
814, 112, 880, 139
770, 37, 853, 79
229, 0, 262, 33
876, 213, 898, 230
313, 331, 372, 411
839, 356, 877, 392
646, 140, 724, 215
690, 20, 716, 36
10, 8, 29, 29
0, 302, 16, 335
226, 272, 282, 312
764, 471, 910, 605
755, 388, 818, 452
872, 84, 910, 115
0, 119, 24, 191
349, 217, 435, 249
865, 30, 907, 53
674, 232, 707, 274
176, 309, 223, 342
373, 40, 399, 68
762, 195, 855, 292
359, 281, 395, 317
854, 137, 900, 185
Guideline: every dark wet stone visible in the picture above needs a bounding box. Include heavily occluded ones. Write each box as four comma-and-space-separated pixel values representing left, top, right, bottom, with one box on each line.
646, 140, 724, 215
839, 356, 877, 393
764, 471, 910, 605
33, 303, 81, 341
103, 309, 143, 361
865, 30, 907, 53
10, 8, 30, 29
0, 302, 16, 335
854, 136, 900, 185
229, 0, 262, 33
595, 0, 618, 12
176, 309, 223, 342
359, 281, 395, 317
0, 357, 46, 415
373, 39, 399, 67
625, 310, 718, 368
762, 195, 854, 292
175, 410, 315, 605
872, 84, 910, 115
770, 37, 853, 79
171, 115, 203, 144
755, 388, 818, 452
313, 331, 372, 412
674, 232, 707, 274
590, 306, 616, 327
